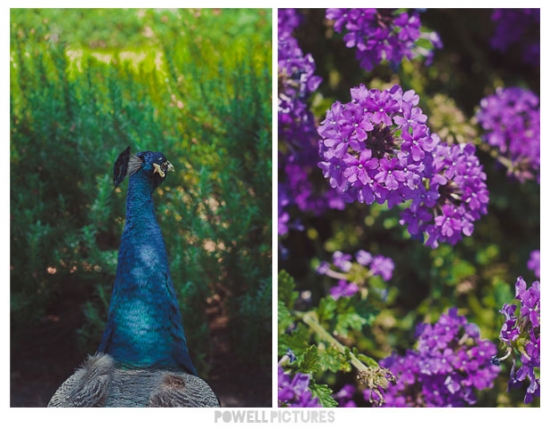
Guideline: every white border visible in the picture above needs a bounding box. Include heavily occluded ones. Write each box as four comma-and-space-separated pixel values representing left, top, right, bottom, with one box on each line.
3, 2, 548, 427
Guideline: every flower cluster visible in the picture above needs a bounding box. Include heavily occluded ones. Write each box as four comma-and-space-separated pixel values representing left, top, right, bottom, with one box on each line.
278, 183, 291, 236
527, 250, 540, 278
278, 9, 321, 145
278, 366, 321, 407
476, 87, 540, 182
278, 9, 344, 237
317, 250, 394, 300
365, 308, 500, 406
333, 384, 357, 407
490, 9, 540, 67
278, 7, 302, 39
317, 83, 489, 248
493, 277, 540, 404
326, 8, 441, 72
417, 140, 490, 247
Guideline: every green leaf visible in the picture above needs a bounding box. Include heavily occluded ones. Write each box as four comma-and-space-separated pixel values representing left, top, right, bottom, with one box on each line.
278, 270, 299, 308
335, 310, 367, 337
493, 278, 514, 310
357, 353, 378, 368
351, 297, 379, 326
449, 259, 476, 285
278, 300, 294, 334
309, 380, 338, 408
278, 322, 310, 357
317, 296, 336, 324
298, 345, 321, 374
353, 347, 378, 368
318, 344, 351, 373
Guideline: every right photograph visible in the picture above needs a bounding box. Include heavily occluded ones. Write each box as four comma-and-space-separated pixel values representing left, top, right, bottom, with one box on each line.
277, 9, 539, 407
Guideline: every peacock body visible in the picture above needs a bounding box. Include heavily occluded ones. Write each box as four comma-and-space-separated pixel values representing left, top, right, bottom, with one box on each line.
48, 147, 219, 407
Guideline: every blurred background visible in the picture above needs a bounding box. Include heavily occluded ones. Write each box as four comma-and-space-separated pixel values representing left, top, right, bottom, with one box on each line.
10, 8, 272, 407
279, 9, 539, 406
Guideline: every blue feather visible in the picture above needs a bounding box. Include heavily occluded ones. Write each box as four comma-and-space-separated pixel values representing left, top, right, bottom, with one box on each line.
98, 150, 197, 375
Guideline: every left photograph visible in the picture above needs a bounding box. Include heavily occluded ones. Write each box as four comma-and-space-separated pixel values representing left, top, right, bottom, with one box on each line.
10, 8, 272, 407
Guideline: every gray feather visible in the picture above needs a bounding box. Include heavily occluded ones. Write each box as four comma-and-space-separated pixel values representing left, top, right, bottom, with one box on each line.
48, 353, 219, 407
48, 354, 114, 407
127, 153, 143, 177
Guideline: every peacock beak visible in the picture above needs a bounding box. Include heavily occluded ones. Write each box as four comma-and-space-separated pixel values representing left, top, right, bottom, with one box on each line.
153, 161, 174, 178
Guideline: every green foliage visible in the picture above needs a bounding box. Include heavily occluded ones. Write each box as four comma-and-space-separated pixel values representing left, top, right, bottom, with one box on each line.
297, 345, 321, 374
334, 306, 367, 338
278, 270, 299, 308
278, 268, 391, 406
309, 380, 338, 408
77, 283, 111, 350
317, 344, 351, 373
278, 300, 294, 334
229, 280, 272, 367
278, 322, 310, 357
10, 8, 271, 379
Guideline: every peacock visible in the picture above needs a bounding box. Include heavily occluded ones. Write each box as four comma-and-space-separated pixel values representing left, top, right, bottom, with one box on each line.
48, 147, 220, 407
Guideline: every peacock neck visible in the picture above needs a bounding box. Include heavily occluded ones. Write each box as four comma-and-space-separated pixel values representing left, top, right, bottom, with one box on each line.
120, 175, 167, 282
98, 174, 196, 375
125, 174, 157, 226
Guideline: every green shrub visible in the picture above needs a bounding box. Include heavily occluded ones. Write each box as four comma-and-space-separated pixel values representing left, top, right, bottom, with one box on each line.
11, 8, 271, 378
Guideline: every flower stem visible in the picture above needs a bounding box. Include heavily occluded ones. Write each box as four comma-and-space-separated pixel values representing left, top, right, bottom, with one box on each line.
491, 347, 513, 366
301, 311, 377, 370
297, 310, 395, 406
325, 269, 349, 281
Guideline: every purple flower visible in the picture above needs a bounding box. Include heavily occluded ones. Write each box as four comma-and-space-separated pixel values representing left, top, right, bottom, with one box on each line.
330, 280, 359, 300
490, 9, 540, 67
355, 250, 373, 266
333, 384, 357, 407
364, 88, 399, 126
422, 142, 489, 247
494, 277, 540, 404
477, 87, 540, 182
511, 361, 540, 405
369, 255, 394, 281
278, 9, 345, 237
435, 204, 462, 238
319, 84, 425, 200
278, 184, 291, 236
399, 206, 432, 236
332, 251, 352, 272
316, 261, 330, 275
498, 302, 521, 347
278, 8, 302, 38
515, 277, 540, 328
400, 123, 430, 161
527, 250, 540, 278
377, 308, 499, 407
342, 104, 375, 141
375, 157, 405, 191
317, 249, 394, 300
343, 150, 379, 187
278, 366, 322, 407
326, 9, 441, 72
318, 83, 489, 248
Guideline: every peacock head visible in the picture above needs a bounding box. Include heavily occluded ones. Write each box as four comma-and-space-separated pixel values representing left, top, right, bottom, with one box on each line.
113, 146, 175, 189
